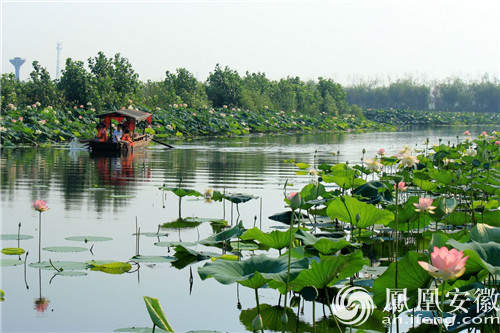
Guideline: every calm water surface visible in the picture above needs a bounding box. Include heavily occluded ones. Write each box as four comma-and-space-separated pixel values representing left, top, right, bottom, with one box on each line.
0, 126, 495, 332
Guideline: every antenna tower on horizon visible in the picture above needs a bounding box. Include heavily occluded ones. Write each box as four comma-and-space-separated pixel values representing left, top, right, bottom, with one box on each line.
9, 57, 26, 81
56, 42, 62, 80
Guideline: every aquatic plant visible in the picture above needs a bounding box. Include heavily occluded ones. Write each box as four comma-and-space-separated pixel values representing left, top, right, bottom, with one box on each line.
33, 200, 49, 263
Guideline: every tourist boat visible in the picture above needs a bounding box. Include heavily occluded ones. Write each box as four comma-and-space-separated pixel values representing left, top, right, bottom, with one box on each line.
81, 109, 154, 155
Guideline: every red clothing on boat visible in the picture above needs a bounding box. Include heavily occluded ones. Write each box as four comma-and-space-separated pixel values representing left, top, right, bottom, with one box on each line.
98, 128, 107, 142
121, 133, 133, 146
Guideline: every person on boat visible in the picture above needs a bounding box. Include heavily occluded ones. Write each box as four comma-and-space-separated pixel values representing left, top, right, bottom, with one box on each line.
97, 123, 107, 142
112, 124, 123, 143
120, 128, 134, 148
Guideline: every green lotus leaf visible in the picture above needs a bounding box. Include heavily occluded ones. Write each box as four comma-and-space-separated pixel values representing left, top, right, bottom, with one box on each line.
154, 241, 196, 247
55, 271, 88, 277
295, 162, 310, 170
432, 196, 458, 220
65, 236, 113, 242
198, 254, 309, 289
294, 228, 318, 245
288, 250, 367, 291
210, 254, 239, 262
326, 195, 394, 228
132, 232, 169, 237
114, 328, 169, 333
469, 224, 500, 243
311, 238, 351, 255
159, 187, 201, 198
1, 259, 24, 267
414, 178, 438, 192
130, 255, 175, 263
1, 248, 25, 255
0, 234, 34, 241
43, 246, 87, 253
352, 181, 393, 204
447, 239, 500, 275
223, 193, 258, 204
240, 227, 293, 251
387, 198, 433, 231
239, 304, 310, 332
268, 211, 308, 224
29, 261, 90, 271
300, 286, 319, 301
443, 211, 471, 226
143, 296, 174, 332
89, 262, 132, 274
428, 169, 455, 185
171, 245, 218, 269
161, 218, 201, 229
229, 241, 259, 251
197, 222, 244, 246
474, 209, 500, 227
373, 251, 431, 308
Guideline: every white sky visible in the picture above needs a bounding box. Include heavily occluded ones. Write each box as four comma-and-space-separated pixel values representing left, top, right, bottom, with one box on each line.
1, 0, 499, 84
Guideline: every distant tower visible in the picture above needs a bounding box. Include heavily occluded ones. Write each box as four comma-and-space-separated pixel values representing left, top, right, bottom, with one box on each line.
56, 42, 62, 80
9, 57, 26, 81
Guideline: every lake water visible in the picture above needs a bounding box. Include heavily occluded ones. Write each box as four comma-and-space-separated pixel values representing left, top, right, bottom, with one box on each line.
0, 126, 496, 333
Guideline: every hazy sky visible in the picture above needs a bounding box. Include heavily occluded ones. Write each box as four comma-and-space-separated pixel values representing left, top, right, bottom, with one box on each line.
2, 0, 499, 84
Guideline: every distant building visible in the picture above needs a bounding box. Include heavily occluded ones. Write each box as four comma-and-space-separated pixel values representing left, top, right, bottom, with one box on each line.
9, 57, 26, 81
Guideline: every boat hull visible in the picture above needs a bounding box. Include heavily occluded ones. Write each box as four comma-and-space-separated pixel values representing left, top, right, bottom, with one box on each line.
87, 138, 151, 156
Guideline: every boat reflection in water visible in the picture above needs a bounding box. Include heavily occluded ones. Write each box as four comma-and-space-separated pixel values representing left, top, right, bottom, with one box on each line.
94, 150, 151, 186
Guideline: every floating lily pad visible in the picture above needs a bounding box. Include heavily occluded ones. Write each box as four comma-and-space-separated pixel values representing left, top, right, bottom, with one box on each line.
89, 262, 132, 274
130, 255, 176, 263
65, 236, 113, 242
132, 232, 169, 237
223, 193, 258, 204
1, 248, 25, 255
55, 271, 88, 277
114, 328, 169, 333
0, 234, 34, 241
184, 217, 227, 224
161, 218, 201, 229
43, 246, 88, 253
154, 241, 196, 247
0, 259, 24, 267
29, 261, 90, 271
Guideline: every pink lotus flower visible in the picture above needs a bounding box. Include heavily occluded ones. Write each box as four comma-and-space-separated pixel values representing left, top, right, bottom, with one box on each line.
34, 297, 50, 312
378, 148, 385, 156
11, 119, 17, 123
79, 105, 84, 108
18, 117, 23, 121
394, 182, 408, 191
496, 141, 500, 145
481, 131, 488, 136
414, 197, 436, 214
286, 192, 303, 211
418, 246, 468, 281
463, 130, 471, 135
33, 200, 49, 212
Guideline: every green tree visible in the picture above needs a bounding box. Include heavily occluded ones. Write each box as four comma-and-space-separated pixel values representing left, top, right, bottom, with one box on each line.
24, 61, 59, 107
164, 68, 210, 108
58, 58, 92, 107
205, 64, 242, 107
1, 73, 23, 110
88, 52, 139, 109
